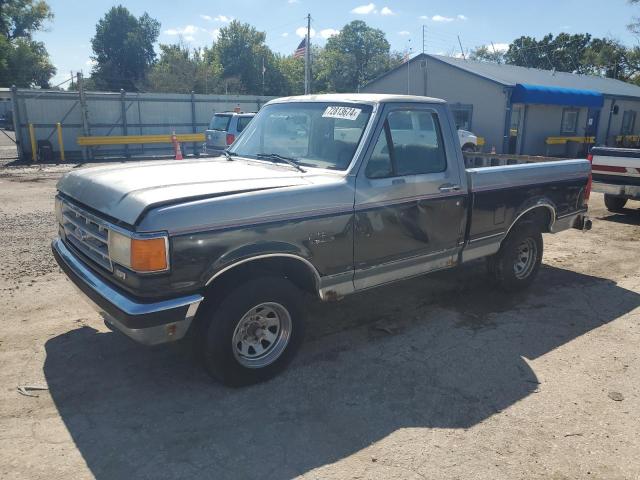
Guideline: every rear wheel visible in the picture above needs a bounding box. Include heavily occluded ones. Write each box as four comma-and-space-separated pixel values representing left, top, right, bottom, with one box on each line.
196, 276, 305, 387
487, 222, 543, 292
604, 194, 627, 212
462, 143, 476, 152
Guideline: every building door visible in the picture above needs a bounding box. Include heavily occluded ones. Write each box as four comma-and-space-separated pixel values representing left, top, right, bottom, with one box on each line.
508, 106, 523, 154
586, 108, 600, 140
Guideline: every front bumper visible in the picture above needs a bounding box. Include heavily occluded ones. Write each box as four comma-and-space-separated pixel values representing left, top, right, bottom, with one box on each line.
52, 239, 203, 346
592, 181, 640, 199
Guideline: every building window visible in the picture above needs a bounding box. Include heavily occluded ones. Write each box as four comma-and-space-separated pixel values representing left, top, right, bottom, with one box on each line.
621, 110, 637, 135
450, 104, 473, 131
561, 108, 579, 135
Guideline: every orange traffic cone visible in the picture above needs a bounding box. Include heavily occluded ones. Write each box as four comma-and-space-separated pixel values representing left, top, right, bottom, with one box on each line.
171, 131, 183, 160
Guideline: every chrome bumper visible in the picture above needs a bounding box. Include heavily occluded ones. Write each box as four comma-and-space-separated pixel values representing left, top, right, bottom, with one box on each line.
52, 238, 203, 346
592, 182, 640, 199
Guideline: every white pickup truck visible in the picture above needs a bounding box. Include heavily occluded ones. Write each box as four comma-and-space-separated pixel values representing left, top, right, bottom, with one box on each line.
591, 147, 640, 212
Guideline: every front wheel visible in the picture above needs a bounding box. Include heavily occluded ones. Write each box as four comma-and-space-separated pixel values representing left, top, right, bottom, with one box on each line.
196, 276, 306, 387
604, 194, 627, 212
487, 222, 543, 292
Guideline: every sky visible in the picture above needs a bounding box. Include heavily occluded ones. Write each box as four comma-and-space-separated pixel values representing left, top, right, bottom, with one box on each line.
36, 0, 639, 87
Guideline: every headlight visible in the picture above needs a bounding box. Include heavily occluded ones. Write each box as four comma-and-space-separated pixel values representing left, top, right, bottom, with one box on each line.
108, 230, 169, 273
54, 197, 63, 224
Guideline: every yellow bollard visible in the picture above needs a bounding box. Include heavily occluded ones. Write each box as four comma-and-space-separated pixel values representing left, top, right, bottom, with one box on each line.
56, 122, 65, 162
29, 123, 37, 162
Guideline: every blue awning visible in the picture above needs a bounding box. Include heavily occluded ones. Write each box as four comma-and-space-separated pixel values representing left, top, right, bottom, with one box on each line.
511, 83, 604, 108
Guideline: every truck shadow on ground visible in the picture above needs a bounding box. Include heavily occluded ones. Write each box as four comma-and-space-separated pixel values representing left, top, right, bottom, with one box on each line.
597, 209, 640, 226
43, 263, 640, 480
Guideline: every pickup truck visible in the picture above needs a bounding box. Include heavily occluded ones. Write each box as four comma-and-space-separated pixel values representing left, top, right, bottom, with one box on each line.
591, 146, 640, 212
52, 93, 591, 386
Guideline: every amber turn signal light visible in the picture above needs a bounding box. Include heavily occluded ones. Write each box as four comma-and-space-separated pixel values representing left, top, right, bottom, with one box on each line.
130, 237, 168, 272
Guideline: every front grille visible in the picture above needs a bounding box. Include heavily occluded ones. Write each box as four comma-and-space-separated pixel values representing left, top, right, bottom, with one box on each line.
60, 200, 112, 271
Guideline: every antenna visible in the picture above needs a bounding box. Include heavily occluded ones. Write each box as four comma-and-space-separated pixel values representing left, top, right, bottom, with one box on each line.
457, 35, 466, 60
422, 25, 427, 54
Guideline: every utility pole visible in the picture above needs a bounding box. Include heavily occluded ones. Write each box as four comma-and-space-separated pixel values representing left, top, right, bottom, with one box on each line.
422, 25, 426, 54
457, 36, 466, 60
262, 56, 265, 96
304, 13, 311, 94
77, 71, 91, 160
70, 71, 74, 89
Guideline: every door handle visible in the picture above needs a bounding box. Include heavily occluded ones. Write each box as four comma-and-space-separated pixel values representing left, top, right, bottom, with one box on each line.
439, 183, 461, 193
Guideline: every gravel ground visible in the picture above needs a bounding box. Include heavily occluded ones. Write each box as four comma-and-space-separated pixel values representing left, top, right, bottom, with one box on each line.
0, 163, 639, 480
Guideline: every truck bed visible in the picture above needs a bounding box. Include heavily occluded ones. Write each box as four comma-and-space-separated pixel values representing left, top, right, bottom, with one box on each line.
591, 147, 640, 198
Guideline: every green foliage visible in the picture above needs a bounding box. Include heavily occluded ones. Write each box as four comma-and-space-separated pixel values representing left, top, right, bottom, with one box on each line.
469, 45, 505, 64
472, 32, 640, 85
90, 5, 160, 91
147, 43, 224, 94
315, 20, 397, 92
0, 0, 55, 87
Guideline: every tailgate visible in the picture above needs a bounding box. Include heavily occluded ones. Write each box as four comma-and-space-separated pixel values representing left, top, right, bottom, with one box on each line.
591, 147, 640, 183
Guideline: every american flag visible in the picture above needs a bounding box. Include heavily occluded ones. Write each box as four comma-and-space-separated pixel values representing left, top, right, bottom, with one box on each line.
294, 38, 307, 59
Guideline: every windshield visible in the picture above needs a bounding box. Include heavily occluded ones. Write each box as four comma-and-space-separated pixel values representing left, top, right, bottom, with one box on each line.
209, 114, 231, 131
228, 102, 373, 171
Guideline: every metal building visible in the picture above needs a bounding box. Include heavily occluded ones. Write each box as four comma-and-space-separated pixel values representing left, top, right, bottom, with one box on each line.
361, 54, 640, 156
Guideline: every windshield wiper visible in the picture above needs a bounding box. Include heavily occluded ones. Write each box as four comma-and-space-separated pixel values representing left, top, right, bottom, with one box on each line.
223, 150, 239, 161
256, 153, 306, 173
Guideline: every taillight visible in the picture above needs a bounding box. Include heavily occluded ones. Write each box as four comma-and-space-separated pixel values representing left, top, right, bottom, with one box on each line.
226, 133, 235, 145
584, 153, 593, 206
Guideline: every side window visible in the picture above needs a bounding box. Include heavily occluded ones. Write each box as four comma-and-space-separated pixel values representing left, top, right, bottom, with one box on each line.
365, 128, 393, 179
450, 104, 473, 130
561, 108, 579, 135
622, 110, 636, 135
236, 116, 253, 132
366, 110, 447, 178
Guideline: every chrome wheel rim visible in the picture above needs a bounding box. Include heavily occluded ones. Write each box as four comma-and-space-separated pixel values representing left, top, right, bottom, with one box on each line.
513, 238, 537, 279
232, 302, 292, 369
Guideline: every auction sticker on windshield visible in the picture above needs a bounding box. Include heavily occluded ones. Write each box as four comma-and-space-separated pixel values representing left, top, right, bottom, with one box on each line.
322, 106, 362, 121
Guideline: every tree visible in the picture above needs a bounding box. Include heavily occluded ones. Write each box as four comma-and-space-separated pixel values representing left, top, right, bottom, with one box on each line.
469, 45, 504, 64
90, 6, 160, 91
316, 21, 397, 92
0, 0, 55, 88
213, 20, 288, 95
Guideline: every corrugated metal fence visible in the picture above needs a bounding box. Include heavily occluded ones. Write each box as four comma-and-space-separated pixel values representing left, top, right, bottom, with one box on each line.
10, 87, 274, 161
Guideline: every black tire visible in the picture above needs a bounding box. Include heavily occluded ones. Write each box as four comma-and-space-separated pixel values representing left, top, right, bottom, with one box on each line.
462, 143, 476, 152
604, 194, 627, 212
196, 276, 305, 387
487, 222, 543, 292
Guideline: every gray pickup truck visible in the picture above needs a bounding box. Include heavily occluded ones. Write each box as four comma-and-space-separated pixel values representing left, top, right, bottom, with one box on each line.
52, 94, 591, 386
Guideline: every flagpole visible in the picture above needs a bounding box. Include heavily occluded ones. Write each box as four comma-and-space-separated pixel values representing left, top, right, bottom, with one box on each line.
304, 13, 311, 94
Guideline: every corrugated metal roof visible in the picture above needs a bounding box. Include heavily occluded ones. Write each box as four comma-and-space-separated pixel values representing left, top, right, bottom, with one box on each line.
366, 53, 640, 99
427, 54, 640, 98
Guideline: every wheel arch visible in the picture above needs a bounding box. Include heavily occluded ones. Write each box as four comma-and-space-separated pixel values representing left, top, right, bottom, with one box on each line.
204, 253, 322, 298
501, 202, 556, 245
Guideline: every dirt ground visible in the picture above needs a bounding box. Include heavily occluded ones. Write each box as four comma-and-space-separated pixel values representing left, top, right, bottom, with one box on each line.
0, 162, 639, 480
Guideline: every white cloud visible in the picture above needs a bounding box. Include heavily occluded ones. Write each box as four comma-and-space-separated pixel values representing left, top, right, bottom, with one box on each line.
164, 25, 202, 36
85, 58, 97, 67
380, 6, 394, 15
200, 14, 212, 21
281, 32, 289, 37
288, 0, 299, 3
398, 30, 410, 36
493, 43, 509, 52
432, 15, 455, 22
419, 15, 429, 19
214, 15, 232, 22
296, 26, 316, 38
211, 28, 221, 40
320, 28, 339, 39
457, 14, 468, 20
351, 3, 376, 14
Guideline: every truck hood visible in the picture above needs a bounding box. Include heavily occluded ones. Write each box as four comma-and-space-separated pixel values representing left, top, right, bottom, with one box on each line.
57, 158, 311, 226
